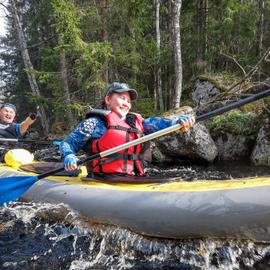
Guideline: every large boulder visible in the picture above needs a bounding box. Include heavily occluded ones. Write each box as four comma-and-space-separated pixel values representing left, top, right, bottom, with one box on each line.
214, 133, 254, 160
153, 107, 218, 163
251, 119, 270, 166
207, 109, 259, 161
192, 78, 222, 113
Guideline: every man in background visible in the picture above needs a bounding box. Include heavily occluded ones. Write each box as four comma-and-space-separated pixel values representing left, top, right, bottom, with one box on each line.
0, 103, 37, 162
0, 103, 37, 138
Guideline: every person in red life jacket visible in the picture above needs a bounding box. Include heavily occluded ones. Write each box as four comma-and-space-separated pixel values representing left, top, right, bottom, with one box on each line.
60, 82, 195, 177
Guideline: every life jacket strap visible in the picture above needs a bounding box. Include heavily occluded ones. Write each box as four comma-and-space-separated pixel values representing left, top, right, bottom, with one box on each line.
108, 125, 143, 135
95, 140, 103, 173
93, 153, 144, 168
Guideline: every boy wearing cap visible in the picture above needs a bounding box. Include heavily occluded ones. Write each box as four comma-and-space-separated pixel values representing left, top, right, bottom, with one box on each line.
60, 82, 195, 177
0, 103, 37, 139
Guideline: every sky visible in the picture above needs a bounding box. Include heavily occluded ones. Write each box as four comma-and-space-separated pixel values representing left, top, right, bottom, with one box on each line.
0, 3, 7, 100
0, 4, 7, 37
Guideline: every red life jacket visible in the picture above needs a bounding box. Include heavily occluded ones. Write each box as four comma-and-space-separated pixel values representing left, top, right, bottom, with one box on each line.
85, 109, 147, 176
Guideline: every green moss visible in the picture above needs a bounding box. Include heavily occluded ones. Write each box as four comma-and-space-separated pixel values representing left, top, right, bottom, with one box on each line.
197, 75, 227, 91
206, 109, 258, 137
197, 72, 253, 92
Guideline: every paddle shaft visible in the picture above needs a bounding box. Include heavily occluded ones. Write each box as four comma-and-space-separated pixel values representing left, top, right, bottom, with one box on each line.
0, 138, 61, 145
37, 88, 270, 180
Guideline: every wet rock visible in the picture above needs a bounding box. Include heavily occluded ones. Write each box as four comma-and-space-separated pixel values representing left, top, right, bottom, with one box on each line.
33, 145, 61, 162
251, 119, 270, 166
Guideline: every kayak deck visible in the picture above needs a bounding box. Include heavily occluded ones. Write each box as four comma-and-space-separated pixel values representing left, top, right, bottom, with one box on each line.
1, 162, 270, 242
1, 163, 270, 192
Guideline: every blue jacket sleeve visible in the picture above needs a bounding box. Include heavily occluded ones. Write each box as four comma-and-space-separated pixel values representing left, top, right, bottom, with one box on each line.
15, 123, 21, 137
60, 116, 105, 158
143, 117, 176, 135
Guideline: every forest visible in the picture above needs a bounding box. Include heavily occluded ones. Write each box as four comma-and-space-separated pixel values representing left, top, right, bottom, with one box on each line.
0, 0, 269, 135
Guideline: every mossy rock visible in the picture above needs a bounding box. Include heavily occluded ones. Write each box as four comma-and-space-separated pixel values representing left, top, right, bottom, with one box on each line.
197, 72, 253, 93
163, 106, 194, 118
206, 109, 259, 137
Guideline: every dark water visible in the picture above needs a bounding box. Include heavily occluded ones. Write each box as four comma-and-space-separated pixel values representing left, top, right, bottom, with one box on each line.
1, 144, 270, 269
1, 201, 270, 270
147, 160, 270, 181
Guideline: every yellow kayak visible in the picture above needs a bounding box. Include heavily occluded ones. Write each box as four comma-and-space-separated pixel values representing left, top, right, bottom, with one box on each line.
1, 162, 270, 242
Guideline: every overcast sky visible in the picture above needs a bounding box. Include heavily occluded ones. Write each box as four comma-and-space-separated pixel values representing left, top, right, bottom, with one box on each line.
0, 4, 7, 37
0, 4, 7, 97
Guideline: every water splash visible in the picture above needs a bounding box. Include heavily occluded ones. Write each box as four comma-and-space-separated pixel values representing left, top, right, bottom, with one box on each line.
1, 202, 270, 269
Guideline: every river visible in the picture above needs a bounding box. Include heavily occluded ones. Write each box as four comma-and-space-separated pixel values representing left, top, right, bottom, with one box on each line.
1, 158, 270, 269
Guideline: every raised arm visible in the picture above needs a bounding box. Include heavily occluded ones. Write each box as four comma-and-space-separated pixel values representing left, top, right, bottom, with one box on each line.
19, 113, 37, 135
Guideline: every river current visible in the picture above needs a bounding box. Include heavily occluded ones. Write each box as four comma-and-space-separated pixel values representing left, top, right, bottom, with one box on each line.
1, 152, 270, 269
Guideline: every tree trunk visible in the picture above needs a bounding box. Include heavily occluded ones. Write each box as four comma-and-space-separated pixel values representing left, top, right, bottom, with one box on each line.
258, 0, 265, 58
155, 0, 164, 112
9, 0, 49, 133
204, 0, 208, 57
100, 0, 109, 82
257, 0, 265, 81
171, 0, 182, 109
60, 52, 74, 125
196, 0, 208, 72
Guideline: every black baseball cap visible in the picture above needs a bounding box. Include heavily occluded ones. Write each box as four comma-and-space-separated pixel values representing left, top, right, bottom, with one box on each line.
0, 103, 17, 113
104, 82, 138, 100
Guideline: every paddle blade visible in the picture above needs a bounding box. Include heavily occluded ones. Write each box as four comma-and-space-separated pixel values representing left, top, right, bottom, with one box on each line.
0, 175, 38, 206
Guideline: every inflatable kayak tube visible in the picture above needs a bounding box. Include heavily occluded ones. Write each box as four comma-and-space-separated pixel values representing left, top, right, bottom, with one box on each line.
1, 163, 270, 242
